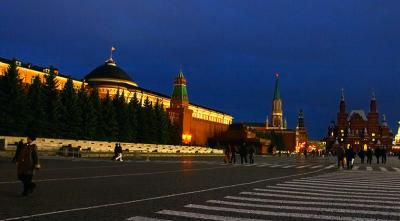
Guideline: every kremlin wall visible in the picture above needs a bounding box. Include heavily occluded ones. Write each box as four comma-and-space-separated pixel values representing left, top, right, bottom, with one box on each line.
0, 56, 233, 146
0, 55, 316, 154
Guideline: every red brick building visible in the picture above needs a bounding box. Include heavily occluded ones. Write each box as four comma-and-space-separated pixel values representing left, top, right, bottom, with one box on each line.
325, 90, 393, 152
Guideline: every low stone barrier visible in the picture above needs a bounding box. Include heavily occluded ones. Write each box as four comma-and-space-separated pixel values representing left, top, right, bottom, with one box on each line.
0, 136, 223, 154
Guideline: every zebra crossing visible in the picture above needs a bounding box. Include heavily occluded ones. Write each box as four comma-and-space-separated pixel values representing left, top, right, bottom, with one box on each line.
126, 170, 400, 221
216, 162, 400, 171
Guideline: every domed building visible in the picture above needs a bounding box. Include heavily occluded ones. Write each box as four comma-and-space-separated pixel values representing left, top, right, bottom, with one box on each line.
0, 55, 233, 146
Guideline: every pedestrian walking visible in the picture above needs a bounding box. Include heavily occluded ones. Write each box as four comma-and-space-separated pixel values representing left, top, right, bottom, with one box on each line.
337, 146, 345, 169
239, 142, 248, 164
375, 147, 381, 164
223, 145, 230, 164
114, 143, 123, 161
345, 147, 355, 169
12, 139, 24, 163
14, 134, 40, 196
366, 147, 373, 164
230, 145, 236, 164
381, 147, 387, 164
358, 149, 365, 164
248, 144, 255, 164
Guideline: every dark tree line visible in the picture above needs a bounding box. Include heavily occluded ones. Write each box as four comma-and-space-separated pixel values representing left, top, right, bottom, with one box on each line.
0, 60, 180, 144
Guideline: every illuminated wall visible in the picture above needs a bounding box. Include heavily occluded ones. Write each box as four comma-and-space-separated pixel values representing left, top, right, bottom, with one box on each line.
0, 59, 233, 146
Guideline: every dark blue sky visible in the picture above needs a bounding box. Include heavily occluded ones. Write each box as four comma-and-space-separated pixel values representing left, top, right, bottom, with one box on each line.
1, 0, 400, 139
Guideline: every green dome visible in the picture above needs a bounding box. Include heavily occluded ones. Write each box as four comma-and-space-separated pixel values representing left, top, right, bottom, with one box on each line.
85, 59, 138, 87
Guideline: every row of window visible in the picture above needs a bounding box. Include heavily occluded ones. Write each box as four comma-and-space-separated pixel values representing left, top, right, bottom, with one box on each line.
192, 112, 231, 124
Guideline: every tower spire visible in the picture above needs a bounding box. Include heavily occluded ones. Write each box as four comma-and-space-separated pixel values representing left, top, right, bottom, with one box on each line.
271, 73, 283, 128
273, 72, 281, 100
371, 89, 376, 101
341, 88, 345, 101
171, 69, 189, 108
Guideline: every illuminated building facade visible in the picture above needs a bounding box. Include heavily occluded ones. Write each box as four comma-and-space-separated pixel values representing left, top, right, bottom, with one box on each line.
0, 56, 233, 146
325, 90, 393, 152
392, 122, 400, 152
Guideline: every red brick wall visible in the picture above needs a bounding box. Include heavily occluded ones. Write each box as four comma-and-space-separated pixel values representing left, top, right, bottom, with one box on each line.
190, 118, 229, 146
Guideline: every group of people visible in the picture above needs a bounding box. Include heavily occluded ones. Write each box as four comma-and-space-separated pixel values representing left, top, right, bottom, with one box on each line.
223, 142, 256, 164
337, 146, 388, 169
112, 143, 123, 161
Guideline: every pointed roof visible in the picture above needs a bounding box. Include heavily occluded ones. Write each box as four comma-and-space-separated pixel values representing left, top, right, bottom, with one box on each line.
341, 88, 345, 101
171, 69, 189, 104
273, 73, 281, 100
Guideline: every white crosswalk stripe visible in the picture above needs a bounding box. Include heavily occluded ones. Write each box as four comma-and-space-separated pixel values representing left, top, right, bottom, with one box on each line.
325, 164, 336, 169
127, 216, 172, 221
380, 167, 388, 171
184, 204, 396, 221
156, 210, 268, 221
206, 200, 400, 217
126, 170, 400, 220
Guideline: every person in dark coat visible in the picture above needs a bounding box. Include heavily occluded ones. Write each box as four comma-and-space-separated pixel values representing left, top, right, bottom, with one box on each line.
12, 139, 24, 163
114, 143, 123, 161
230, 145, 236, 164
358, 150, 365, 164
381, 147, 387, 164
239, 142, 248, 164
223, 145, 230, 164
345, 147, 355, 169
366, 147, 373, 164
337, 147, 345, 168
375, 147, 381, 164
15, 135, 40, 196
248, 144, 255, 164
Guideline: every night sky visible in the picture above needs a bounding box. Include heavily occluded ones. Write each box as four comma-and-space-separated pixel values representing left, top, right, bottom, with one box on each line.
1, 1, 400, 139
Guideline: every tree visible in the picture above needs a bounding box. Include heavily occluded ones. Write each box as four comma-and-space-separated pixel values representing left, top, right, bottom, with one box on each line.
137, 97, 156, 143
113, 90, 131, 142
89, 89, 103, 140
60, 78, 83, 139
26, 76, 46, 137
0, 60, 28, 136
98, 91, 118, 141
154, 100, 170, 144
78, 84, 97, 140
127, 93, 140, 142
42, 71, 62, 137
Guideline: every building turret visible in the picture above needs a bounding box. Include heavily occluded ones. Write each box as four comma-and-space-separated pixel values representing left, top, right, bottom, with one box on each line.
295, 109, 308, 150
271, 73, 283, 128
337, 89, 348, 133
367, 91, 379, 136
297, 109, 305, 129
167, 69, 193, 144
370, 91, 377, 113
170, 69, 189, 109
339, 88, 346, 113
